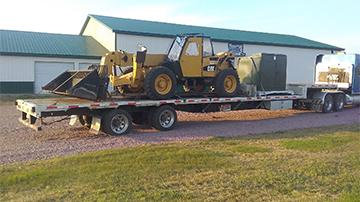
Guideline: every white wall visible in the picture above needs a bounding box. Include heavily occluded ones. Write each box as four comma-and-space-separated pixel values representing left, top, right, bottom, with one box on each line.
0, 55, 100, 82
244, 44, 332, 83
82, 18, 116, 51
114, 34, 332, 83
116, 34, 173, 54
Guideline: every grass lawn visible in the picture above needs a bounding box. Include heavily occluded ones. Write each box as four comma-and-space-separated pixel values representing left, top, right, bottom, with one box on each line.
0, 94, 61, 104
0, 123, 359, 201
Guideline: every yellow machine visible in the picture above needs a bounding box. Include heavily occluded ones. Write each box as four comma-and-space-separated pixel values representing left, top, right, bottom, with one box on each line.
43, 34, 240, 100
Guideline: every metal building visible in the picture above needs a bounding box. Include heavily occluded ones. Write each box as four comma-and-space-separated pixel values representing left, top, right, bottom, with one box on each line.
0, 14, 343, 94
0, 30, 108, 94
80, 14, 343, 83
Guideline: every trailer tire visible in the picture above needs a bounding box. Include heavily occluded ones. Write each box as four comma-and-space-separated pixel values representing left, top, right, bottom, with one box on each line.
322, 94, 334, 113
215, 69, 240, 97
102, 109, 132, 135
333, 94, 345, 112
144, 67, 176, 100
150, 105, 177, 131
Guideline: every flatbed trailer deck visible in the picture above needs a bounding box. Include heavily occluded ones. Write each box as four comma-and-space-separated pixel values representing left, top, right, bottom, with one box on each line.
16, 83, 346, 136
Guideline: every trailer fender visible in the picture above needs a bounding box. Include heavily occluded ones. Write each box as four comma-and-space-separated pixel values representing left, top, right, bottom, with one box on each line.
311, 91, 346, 113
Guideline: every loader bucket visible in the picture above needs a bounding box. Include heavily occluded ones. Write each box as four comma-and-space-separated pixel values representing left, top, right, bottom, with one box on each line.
42, 70, 109, 101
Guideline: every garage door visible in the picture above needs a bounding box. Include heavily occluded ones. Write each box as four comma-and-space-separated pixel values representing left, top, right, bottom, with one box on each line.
34, 62, 74, 94
79, 63, 95, 70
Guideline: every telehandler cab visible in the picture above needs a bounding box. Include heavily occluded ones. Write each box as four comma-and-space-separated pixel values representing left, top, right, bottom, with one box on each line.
42, 34, 240, 100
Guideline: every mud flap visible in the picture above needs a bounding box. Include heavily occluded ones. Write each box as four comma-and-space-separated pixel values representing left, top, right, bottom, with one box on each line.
69, 115, 77, 126
89, 117, 101, 134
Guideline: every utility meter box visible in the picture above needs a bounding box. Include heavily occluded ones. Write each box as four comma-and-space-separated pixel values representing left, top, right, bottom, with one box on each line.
237, 53, 287, 91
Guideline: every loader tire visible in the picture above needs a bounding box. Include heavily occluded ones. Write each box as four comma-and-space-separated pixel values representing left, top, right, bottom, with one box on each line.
144, 67, 176, 100
215, 69, 240, 97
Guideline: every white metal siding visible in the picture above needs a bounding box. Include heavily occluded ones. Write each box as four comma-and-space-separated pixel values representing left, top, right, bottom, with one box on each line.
0, 56, 35, 81
0, 56, 100, 82
243, 44, 332, 83
82, 18, 115, 51
116, 34, 172, 54
114, 34, 333, 83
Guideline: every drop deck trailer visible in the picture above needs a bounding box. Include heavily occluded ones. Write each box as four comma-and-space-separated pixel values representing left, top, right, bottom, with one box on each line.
16, 83, 350, 136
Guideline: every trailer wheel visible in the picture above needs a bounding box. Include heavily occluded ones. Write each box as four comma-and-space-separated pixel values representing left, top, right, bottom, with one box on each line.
215, 69, 240, 97
333, 94, 345, 112
102, 109, 132, 135
79, 115, 92, 128
322, 94, 334, 113
150, 105, 177, 131
144, 67, 176, 99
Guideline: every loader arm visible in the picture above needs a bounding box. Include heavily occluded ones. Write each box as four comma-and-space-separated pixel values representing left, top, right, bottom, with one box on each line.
98, 51, 133, 77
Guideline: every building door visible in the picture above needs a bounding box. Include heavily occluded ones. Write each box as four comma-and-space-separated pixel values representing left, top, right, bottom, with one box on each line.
34, 62, 74, 94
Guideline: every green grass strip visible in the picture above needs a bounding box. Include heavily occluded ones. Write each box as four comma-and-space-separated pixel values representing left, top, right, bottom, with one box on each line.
0, 123, 359, 201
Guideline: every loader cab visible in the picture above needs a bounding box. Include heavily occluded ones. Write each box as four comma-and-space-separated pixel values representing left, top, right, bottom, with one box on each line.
166, 35, 215, 77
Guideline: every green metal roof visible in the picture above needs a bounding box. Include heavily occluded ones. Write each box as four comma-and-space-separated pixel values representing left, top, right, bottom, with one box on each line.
81, 14, 343, 51
0, 30, 109, 59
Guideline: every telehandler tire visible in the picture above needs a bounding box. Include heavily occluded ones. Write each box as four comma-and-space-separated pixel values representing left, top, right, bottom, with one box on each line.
144, 67, 176, 100
215, 69, 240, 97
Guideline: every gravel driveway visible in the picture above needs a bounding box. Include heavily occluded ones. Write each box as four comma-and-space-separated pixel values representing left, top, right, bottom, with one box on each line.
1, 103, 359, 166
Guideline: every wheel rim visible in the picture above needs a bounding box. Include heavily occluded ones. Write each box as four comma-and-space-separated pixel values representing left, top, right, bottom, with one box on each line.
325, 98, 333, 111
158, 110, 175, 128
110, 114, 129, 134
155, 74, 172, 95
224, 75, 237, 93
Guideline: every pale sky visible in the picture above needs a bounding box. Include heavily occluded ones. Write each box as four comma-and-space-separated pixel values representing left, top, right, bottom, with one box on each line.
1, 0, 359, 53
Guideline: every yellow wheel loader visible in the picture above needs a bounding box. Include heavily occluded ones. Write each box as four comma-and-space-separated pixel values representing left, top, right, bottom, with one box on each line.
42, 34, 240, 100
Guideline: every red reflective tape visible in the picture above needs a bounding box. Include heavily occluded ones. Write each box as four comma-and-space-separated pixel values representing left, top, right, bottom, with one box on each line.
257, 97, 262, 100
110, 103, 118, 106
188, 100, 195, 103
91, 104, 100, 107
128, 102, 136, 105
47, 106, 57, 109
159, 101, 167, 104
292, 96, 297, 98
213, 99, 220, 101
284, 96, 289, 98
69, 105, 79, 108
311, 85, 315, 87
275, 97, 280, 99
174, 100, 182, 103
201, 99, 208, 102
266, 97, 271, 99
247, 97, 252, 100
225, 98, 231, 101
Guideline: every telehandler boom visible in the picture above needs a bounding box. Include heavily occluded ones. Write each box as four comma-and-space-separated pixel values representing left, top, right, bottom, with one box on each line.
42, 34, 240, 101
